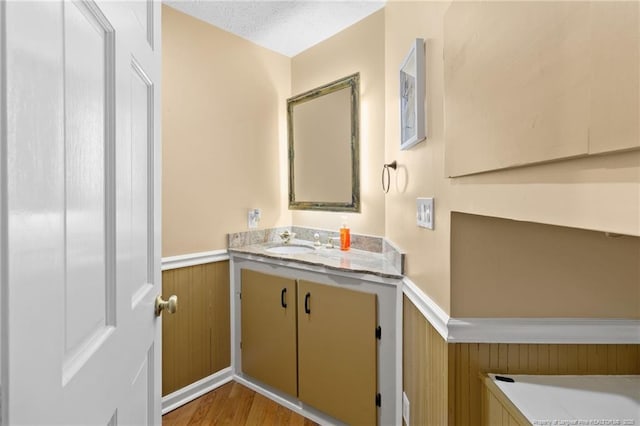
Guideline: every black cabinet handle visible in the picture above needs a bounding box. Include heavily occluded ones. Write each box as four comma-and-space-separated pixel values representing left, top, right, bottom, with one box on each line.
281, 288, 287, 308
304, 292, 311, 314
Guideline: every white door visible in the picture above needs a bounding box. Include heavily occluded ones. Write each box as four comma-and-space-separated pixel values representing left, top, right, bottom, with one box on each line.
1, 1, 165, 424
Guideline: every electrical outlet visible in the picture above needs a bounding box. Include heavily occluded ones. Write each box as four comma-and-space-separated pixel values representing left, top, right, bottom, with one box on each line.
247, 208, 261, 229
416, 197, 434, 230
402, 391, 410, 425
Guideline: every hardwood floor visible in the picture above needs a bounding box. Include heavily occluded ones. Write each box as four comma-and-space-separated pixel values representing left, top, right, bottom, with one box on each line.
162, 382, 318, 426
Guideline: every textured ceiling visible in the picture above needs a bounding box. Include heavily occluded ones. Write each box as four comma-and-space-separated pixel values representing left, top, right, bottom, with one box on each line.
164, 1, 386, 57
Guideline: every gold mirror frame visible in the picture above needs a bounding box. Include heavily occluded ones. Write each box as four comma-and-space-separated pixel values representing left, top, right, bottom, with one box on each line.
287, 73, 360, 212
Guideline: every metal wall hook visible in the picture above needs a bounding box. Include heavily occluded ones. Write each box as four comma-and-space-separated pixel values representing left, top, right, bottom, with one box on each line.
382, 161, 397, 193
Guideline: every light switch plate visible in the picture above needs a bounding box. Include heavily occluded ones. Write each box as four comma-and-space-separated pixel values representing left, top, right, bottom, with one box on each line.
248, 208, 261, 229
416, 197, 434, 229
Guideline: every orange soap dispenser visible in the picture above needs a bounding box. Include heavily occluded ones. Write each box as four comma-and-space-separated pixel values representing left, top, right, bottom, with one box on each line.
340, 216, 351, 251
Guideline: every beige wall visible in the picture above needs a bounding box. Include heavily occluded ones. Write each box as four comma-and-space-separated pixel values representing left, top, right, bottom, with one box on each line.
162, 6, 291, 256
443, 1, 639, 177
384, 1, 454, 312
450, 213, 640, 318
163, 2, 639, 318
290, 10, 386, 237
384, 1, 640, 314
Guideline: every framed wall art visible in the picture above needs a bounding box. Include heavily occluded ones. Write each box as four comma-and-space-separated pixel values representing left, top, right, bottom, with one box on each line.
399, 38, 426, 150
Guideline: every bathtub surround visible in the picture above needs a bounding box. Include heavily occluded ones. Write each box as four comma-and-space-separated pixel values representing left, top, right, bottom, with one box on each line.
482, 375, 640, 425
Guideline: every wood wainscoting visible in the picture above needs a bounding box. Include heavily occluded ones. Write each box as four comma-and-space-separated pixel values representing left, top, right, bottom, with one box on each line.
403, 295, 449, 425
403, 296, 640, 426
449, 342, 639, 425
162, 261, 231, 396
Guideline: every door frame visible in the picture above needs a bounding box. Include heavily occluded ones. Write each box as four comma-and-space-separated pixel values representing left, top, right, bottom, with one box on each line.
0, 0, 8, 421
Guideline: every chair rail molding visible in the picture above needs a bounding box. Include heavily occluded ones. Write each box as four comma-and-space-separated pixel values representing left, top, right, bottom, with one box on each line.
402, 277, 640, 344
161, 249, 229, 270
402, 276, 450, 340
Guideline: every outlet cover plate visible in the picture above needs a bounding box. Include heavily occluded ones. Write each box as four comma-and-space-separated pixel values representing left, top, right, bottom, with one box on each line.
248, 208, 261, 229
416, 197, 434, 229
402, 391, 410, 424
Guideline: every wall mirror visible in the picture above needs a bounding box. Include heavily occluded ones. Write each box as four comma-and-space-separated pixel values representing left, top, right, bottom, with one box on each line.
287, 73, 360, 212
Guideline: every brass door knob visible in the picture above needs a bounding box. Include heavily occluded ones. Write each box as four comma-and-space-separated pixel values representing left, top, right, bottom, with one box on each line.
155, 295, 178, 316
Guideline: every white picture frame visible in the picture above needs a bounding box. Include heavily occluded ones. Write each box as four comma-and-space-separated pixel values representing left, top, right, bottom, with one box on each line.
399, 38, 426, 150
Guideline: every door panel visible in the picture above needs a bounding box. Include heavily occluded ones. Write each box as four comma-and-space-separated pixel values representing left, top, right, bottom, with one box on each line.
121, 344, 155, 426
130, 58, 154, 305
297, 280, 378, 426
130, 0, 154, 48
63, 0, 114, 371
4, 1, 162, 424
241, 269, 297, 397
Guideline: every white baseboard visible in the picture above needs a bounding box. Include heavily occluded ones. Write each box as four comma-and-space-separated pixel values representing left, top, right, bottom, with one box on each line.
161, 367, 233, 415
402, 277, 640, 344
162, 371, 343, 424
161, 249, 229, 270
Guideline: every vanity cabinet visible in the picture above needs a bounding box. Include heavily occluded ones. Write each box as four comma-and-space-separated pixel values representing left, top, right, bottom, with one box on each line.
297, 279, 377, 426
240, 269, 297, 397
231, 254, 401, 425
240, 270, 379, 425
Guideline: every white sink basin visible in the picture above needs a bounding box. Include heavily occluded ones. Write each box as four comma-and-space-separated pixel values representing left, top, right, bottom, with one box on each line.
266, 244, 315, 255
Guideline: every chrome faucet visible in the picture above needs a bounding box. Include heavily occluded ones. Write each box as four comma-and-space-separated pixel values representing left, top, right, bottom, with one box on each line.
326, 236, 340, 249
279, 230, 295, 244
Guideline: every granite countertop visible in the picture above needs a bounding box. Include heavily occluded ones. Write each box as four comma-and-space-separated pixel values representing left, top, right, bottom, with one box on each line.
228, 239, 403, 279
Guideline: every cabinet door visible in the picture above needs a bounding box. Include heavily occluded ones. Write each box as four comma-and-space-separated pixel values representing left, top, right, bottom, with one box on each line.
298, 280, 378, 425
241, 269, 297, 396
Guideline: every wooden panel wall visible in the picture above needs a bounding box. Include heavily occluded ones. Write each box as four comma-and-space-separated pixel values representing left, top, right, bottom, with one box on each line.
162, 261, 230, 396
404, 297, 640, 425
403, 296, 449, 425
449, 343, 640, 425
481, 378, 529, 426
